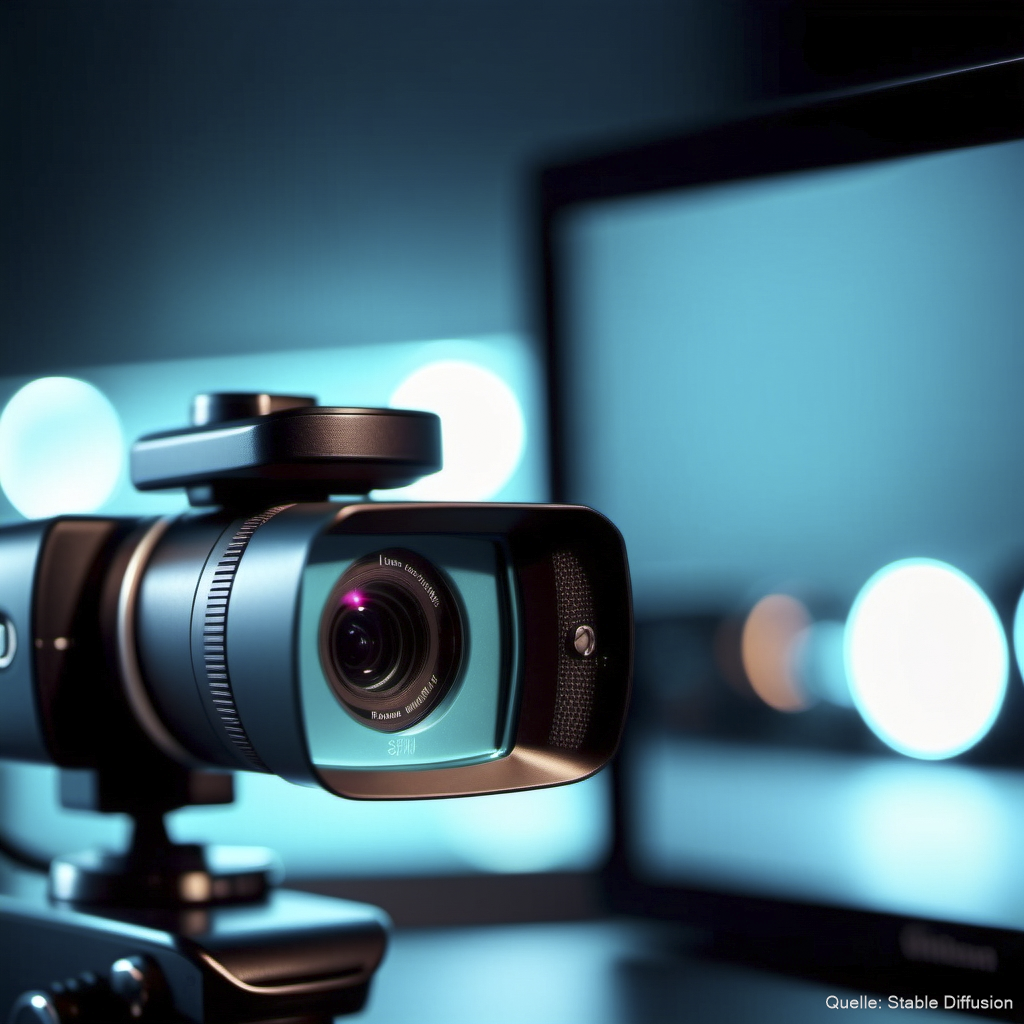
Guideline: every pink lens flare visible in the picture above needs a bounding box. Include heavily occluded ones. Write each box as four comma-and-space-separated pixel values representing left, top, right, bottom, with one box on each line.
341, 590, 366, 610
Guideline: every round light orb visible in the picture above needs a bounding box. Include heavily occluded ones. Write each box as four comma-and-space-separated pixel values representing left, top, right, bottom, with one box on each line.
741, 593, 814, 712
385, 360, 525, 501
0, 377, 124, 519
845, 559, 1007, 760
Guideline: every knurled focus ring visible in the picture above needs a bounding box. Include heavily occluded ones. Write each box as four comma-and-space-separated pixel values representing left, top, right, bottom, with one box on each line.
198, 506, 292, 770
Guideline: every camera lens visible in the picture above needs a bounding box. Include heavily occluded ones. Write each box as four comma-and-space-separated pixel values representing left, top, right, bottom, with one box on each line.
319, 549, 463, 732
329, 587, 425, 692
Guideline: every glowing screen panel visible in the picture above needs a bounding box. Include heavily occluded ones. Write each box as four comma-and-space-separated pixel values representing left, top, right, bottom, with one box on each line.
559, 136, 1024, 925
562, 138, 1024, 613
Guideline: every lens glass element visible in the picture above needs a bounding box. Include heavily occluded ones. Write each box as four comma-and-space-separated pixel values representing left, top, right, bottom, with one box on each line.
319, 549, 463, 732
329, 587, 424, 692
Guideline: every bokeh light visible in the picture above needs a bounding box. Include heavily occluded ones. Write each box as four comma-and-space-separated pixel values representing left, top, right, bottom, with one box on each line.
793, 620, 852, 707
846, 559, 1007, 760
740, 594, 814, 712
385, 360, 526, 501
0, 377, 124, 519
1010, 587, 1024, 689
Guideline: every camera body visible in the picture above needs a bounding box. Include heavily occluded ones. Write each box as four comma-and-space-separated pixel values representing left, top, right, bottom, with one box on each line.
0, 394, 632, 1023
0, 397, 632, 801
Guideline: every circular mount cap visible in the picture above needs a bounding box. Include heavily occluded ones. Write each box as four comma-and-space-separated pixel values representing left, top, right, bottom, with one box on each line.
130, 393, 442, 507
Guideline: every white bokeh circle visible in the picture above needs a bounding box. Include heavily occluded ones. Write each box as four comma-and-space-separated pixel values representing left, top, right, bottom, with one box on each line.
385, 360, 525, 501
845, 559, 1007, 760
0, 377, 124, 519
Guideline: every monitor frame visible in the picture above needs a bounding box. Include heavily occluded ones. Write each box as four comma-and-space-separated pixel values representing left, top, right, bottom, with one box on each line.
538, 56, 1024, 1006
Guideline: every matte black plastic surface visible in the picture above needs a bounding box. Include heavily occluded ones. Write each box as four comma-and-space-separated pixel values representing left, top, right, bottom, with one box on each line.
191, 392, 315, 426
34, 518, 138, 767
0, 517, 148, 767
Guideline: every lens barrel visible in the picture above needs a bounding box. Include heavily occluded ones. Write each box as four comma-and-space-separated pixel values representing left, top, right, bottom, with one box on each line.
127, 501, 631, 799
319, 549, 463, 732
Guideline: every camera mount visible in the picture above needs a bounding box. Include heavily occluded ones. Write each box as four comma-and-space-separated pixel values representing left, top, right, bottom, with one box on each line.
131, 392, 442, 509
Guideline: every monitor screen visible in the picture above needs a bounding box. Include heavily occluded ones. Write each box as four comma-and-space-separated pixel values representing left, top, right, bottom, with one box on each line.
549, 66, 1024, 932
561, 136, 1024, 612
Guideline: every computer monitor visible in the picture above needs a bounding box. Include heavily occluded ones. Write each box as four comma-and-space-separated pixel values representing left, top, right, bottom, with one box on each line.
541, 57, 1024, 997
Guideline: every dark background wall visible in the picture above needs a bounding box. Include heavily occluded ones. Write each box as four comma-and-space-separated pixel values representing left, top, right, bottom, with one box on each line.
5, 2, 1021, 374
1, 0, 748, 376
747, 0, 1024, 98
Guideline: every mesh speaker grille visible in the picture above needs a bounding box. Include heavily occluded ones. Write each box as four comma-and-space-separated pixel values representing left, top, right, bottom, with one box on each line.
549, 549, 597, 750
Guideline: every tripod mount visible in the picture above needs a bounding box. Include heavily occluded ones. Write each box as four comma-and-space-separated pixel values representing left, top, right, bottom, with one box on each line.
4, 757, 388, 1024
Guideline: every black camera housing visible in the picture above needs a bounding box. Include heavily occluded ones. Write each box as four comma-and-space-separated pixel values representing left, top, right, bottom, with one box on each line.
0, 396, 633, 801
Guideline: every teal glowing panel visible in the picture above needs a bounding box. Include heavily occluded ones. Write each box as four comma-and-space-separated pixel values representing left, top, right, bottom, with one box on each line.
563, 138, 1024, 611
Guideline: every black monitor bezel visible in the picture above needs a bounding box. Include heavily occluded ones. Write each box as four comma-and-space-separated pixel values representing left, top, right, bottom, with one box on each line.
538, 56, 1024, 1004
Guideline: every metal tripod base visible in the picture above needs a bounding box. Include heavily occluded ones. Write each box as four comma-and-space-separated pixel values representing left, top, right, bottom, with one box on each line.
4, 766, 390, 1020
0, 886, 389, 1023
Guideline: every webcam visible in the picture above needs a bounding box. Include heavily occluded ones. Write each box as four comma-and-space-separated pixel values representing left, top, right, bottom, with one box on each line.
0, 392, 632, 798
0, 393, 632, 1023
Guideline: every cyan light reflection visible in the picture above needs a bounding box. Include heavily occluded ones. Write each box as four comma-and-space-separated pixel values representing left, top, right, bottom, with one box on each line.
639, 739, 1024, 928
440, 772, 610, 873
0, 377, 124, 519
1010, 588, 1024, 689
846, 559, 1007, 760
848, 763, 1010, 922
794, 620, 852, 707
